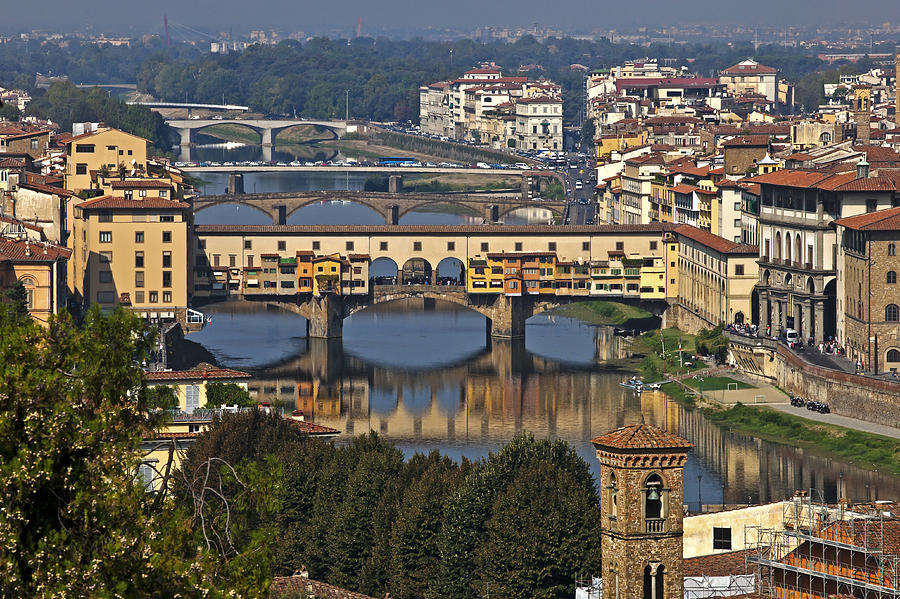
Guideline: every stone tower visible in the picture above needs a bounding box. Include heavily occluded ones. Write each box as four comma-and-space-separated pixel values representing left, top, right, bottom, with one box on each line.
592, 424, 692, 599
853, 85, 871, 145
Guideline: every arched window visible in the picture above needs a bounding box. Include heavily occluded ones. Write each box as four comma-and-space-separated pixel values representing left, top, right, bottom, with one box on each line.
887, 349, 900, 363
643, 564, 665, 599
820, 132, 832, 144
887, 304, 900, 322
889, 243, 896, 257
18, 276, 35, 310
644, 473, 664, 524
609, 472, 618, 520
888, 271, 897, 284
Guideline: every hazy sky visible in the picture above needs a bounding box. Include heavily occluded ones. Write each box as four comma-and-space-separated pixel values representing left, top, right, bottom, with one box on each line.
10, 0, 900, 34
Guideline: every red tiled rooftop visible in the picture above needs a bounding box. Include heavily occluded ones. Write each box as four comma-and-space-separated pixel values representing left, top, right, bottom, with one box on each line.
591, 424, 692, 451
109, 179, 174, 189
144, 365, 251, 382
0, 237, 71, 262
675, 224, 758, 255
834, 206, 900, 231
723, 135, 770, 147
722, 61, 777, 75
78, 195, 190, 210
684, 550, 750, 577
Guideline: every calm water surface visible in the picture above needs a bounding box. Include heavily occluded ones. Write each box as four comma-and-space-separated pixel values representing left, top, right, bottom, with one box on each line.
188, 300, 900, 508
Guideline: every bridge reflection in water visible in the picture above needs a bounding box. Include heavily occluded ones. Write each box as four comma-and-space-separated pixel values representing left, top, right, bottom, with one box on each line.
192, 300, 900, 507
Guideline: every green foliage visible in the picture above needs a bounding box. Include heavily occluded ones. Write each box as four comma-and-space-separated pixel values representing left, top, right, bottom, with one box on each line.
696, 323, 729, 363
1, 280, 28, 321
25, 81, 177, 152
545, 182, 566, 201
0, 101, 20, 121
0, 305, 268, 597
580, 118, 596, 151
206, 381, 254, 407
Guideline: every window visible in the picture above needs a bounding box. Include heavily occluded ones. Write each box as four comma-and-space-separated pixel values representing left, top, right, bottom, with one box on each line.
99, 210, 112, 222
247, 255, 254, 267
278, 241, 286, 251
548, 242, 557, 251
889, 271, 897, 284
125, 192, 135, 203
162, 271, 172, 288
159, 189, 168, 198
96, 291, 115, 303
481, 242, 489, 252
312, 241, 320, 250
616, 241, 624, 251
379, 241, 388, 251
163, 291, 172, 303
713, 527, 732, 550
609, 472, 618, 520
139, 189, 148, 198
185, 384, 200, 414
515, 242, 523, 251
244, 239, 252, 250
414, 241, 422, 252
30, 138, 39, 150
99, 271, 113, 283
135, 231, 144, 243
887, 304, 900, 322
735, 264, 745, 276
75, 163, 87, 175
346, 241, 354, 251
75, 144, 95, 153
162, 251, 172, 268
867, 199, 878, 213
890, 243, 896, 257
644, 473, 663, 521
198, 239, 206, 249
159, 215, 174, 222
135, 271, 144, 288
99, 231, 111, 243
149, 291, 158, 303
100, 251, 112, 263
582, 242, 590, 251
162, 231, 172, 243
229, 255, 236, 267
887, 349, 900, 362
135, 251, 144, 268
650, 241, 658, 251
135, 291, 145, 303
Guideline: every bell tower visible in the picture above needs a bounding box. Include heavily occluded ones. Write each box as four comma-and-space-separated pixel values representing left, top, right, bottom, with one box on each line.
592, 424, 692, 599
853, 85, 872, 145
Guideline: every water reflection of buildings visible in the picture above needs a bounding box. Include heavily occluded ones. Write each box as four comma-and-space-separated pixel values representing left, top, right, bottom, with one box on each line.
245, 331, 900, 504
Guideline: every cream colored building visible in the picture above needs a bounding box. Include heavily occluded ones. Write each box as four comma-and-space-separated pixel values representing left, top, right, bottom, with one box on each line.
719, 59, 779, 104
675, 225, 759, 326
65, 128, 149, 193
514, 96, 563, 151
70, 194, 190, 322
682, 502, 785, 558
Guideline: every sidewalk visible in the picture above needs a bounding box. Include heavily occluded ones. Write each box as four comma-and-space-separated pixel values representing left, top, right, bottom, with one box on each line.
767, 403, 900, 440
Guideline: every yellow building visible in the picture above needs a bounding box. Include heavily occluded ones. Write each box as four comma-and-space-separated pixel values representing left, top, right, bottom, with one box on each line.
595, 132, 648, 159
65, 128, 150, 193
0, 229, 71, 325
70, 195, 191, 322
312, 254, 345, 296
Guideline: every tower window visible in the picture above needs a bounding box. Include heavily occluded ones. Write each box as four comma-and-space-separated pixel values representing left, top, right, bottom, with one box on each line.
644, 473, 664, 531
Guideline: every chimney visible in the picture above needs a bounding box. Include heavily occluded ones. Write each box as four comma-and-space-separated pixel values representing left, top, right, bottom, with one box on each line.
24, 241, 31, 256
857, 158, 870, 179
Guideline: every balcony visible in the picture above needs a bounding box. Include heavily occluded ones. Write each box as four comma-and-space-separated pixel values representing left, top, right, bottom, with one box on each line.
646, 518, 665, 533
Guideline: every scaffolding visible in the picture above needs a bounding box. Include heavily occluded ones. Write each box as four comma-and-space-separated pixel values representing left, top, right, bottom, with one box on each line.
745, 490, 900, 599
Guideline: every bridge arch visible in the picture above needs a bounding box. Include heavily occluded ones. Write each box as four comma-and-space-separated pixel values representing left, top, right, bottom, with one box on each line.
286, 198, 385, 225
370, 257, 400, 284
192, 122, 263, 145
436, 257, 465, 285
496, 203, 564, 220
193, 200, 274, 224
395, 199, 483, 221
401, 258, 433, 285
272, 123, 340, 143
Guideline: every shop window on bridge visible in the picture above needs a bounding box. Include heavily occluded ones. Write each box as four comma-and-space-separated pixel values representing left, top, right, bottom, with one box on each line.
515, 242, 523, 251
380, 241, 388, 251
548, 242, 557, 251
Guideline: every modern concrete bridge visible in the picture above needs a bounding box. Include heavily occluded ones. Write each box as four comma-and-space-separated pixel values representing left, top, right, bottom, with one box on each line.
192, 190, 567, 224
169, 118, 349, 147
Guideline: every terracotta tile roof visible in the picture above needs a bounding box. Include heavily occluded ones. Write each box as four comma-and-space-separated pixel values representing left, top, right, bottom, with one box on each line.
144, 364, 251, 381
78, 195, 190, 210
270, 576, 376, 599
675, 224, 758, 255
0, 215, 42, 232
0, 156, 27, 168
723, 135, 770, 147
194, 223, 681, 235
17, 180, 75, 197
517, 95, 562, 104
109, 179, 174, 189
289, 419, 341, 436
722, 61, 777, 75
670, 184, 701, 194
832, 176, 900, 192
591, 424, 692, 451
0, 237, 71, 262
749, 169, 836, 188
684, 550, 750, 577
833, 206, 900, 231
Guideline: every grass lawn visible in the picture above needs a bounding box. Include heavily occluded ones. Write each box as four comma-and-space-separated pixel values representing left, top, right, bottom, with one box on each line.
683, 376, 755, 391
546, 301, 652, 326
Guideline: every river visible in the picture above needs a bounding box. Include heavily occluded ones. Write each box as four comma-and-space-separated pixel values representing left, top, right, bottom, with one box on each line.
186, 299, 900, 510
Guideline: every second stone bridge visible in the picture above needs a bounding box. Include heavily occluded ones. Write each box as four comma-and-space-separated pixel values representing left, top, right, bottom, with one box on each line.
192, 190, 568, 225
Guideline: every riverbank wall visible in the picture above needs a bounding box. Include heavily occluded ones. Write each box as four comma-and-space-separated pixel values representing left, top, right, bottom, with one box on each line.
728, 333, 900, 428
663, 303, 718, 335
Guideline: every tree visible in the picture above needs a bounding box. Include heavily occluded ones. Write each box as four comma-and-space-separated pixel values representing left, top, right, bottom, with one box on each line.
206, 381, 254, 407
580, 118, 596, 152
0, 101, 20, 121
0, 306, 273, 597
2, 280, 28, 321
477, 462, 603, 599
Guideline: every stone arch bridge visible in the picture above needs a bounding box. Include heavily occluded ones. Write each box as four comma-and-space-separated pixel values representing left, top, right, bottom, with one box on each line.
239, 285, 668, 340
193, 190, 568, 224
